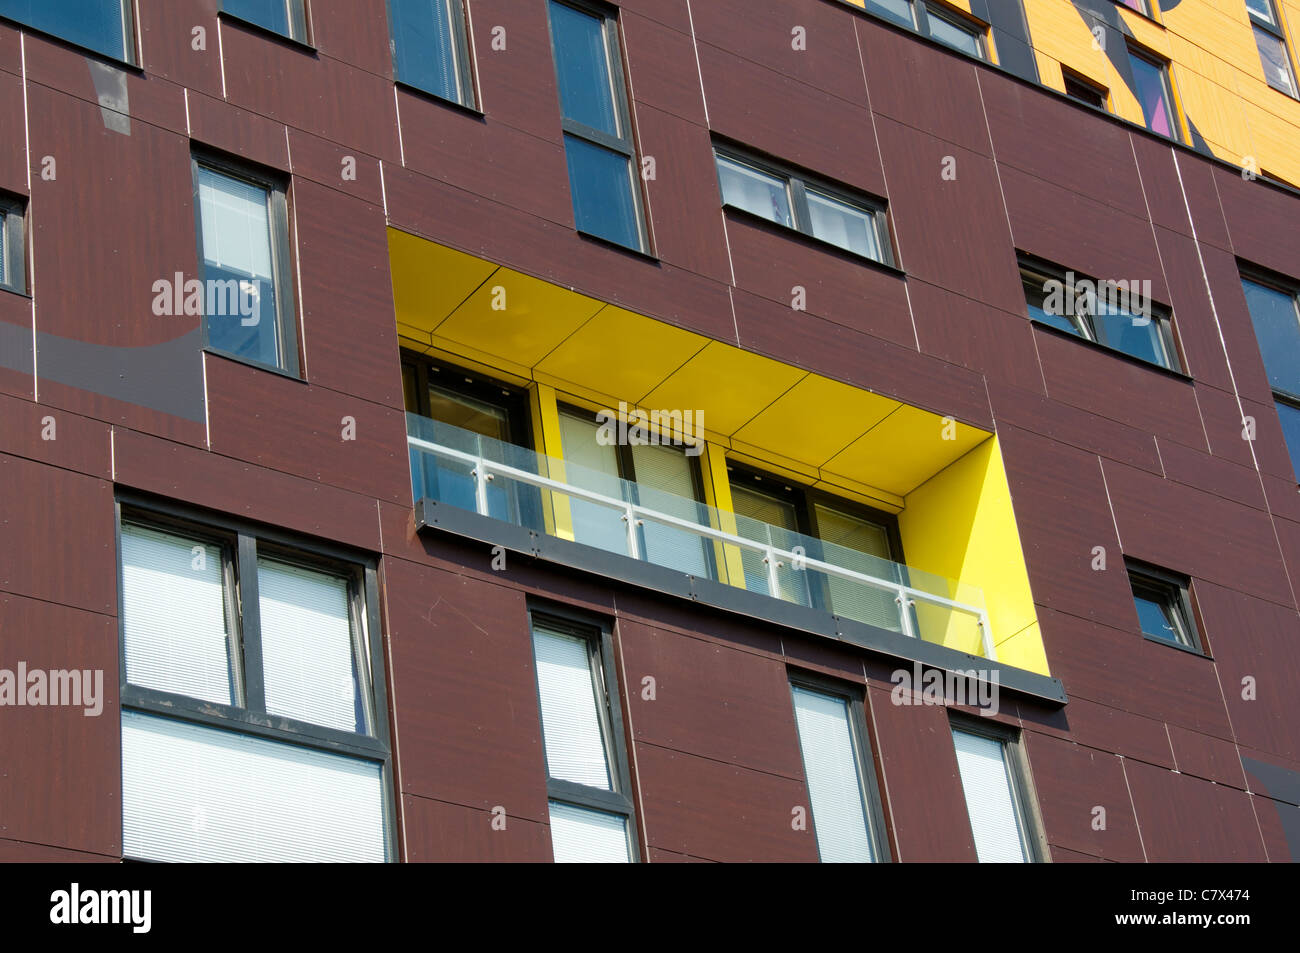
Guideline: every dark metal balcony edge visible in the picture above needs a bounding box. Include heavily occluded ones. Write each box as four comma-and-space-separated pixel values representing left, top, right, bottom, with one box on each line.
413, 499, 1068, 707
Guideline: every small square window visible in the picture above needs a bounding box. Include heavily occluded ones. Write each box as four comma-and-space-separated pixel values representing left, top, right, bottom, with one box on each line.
1127, 564, 1201, 652
222, 0, 309, 43
193, 158, 299, 376
717, 155, 794, 229
921, 3, 985, 59
0, 194, 26, 295
1063, 71, 1108, 110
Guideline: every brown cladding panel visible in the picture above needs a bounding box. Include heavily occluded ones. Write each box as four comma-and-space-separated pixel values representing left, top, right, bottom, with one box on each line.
303, 0, 393, 76
401, 794, 552, 862
204, 356, 410, 503
188, 90, 291, 173
0, 839, 117, 862
0, 70, 25, 193
293, 180, 402, 408
1154, 436, 1266, 510
0, 290, 35, 401
1165, 724, 1248, 789
0, 591, 120, 855
621, 12, 707, 125
1022, 731, 1145, 862
1152, 226, 1234, 392
1123, 758, 1268, 861
857, 17, 991, 156
1195, 384, 1258, 470
218, 18, 401, 164
1129, 134, 1193, 238
690, 0, 869, 106
286, 127, 384, 207
111, 425, 384, 553
137, 0, 225, 99
634, 742, 819, 861
382, 557, 551, 823
1171, 152, 1232, 251
615, 0, 693, 34
695, 42, 885, 198
0, 454, 115, 614
637, 104, 732, 284
980, 71, 1146, 215
0, 392, 111, 478
1019, 689, 1175, 770
1101, 457, 1294, 608
618, 619, 805, 779
874, 117, 1023, 316
1198, 241, 1277, 408
866, 685, 977, 861
469, 0, 565, 145
1213, 166, 1300, 279
725, 212, 915, 350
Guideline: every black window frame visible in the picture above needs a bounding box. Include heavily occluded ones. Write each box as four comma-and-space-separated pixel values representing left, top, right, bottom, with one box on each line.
1061, 68, 1109, 111
1248, 0, 1299, 99
401, 353, 535, 449
915, 0, 989, 60
0, 192, 26, 295
220, 0, 311, 46
713, 144, 896, 269
527, 603, 640, 862
114, 493, 395, 861
0, 0, 138, 65
387, 0, 478, 109
1238, 266, 1300, 482
191, 151, 301, 379
557, 401, 707, 499
1019, 256, 1184, 374
1126, 43, 1183, 142
545, 0, 650, 255
1125, 559, 1205, 655
949, 714, 1049, 864
788, 670, 893, 863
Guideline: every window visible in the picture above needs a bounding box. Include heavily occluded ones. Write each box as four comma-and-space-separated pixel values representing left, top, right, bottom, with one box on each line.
546, 0, 647, 253
790, 677, 889, 863
557, 405, 713, 575
1127, 563, 1201, 651
727, 466, 909, 629
529, 609, 637, 862
0, 194, 25, 295
1062, 70, 1108, 110
1115, 0, 1151, 16
222, 0, 309, 43
1020, 259, 1182, 372
193, 156, 298, 376
116, 502, 391, 862
1240, 273, 1300, 480
715, 148, 893, 266
1247, 0, 1298, 96
0, 0, 135, 63
1127, 46, 1180, 140
388, 0, 476, 106
951, 723, 1042, 863
855, 0, 990, 60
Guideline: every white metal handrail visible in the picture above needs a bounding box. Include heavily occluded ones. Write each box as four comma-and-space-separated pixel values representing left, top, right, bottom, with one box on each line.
409, 433, 996, 659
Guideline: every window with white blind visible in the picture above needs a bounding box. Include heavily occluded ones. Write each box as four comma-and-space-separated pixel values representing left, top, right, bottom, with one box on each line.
0, 192, 24, 294
192, 156, 298, 376
790, 680, 889, 863
530, 610, 637, 862
951, 724, 1042, 863
116, 500, 391, 863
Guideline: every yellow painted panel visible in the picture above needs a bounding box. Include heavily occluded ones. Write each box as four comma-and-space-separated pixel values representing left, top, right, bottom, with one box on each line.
436, 269, 605, 368
387, 229, 497, 336
700, 443, 746, 587
734, 375, 900, 469
898, 437, 1048, 676
825, 406, 986, 497
642, 342, 808, 437
536, 305, 708, 405
530, 383, 575, 542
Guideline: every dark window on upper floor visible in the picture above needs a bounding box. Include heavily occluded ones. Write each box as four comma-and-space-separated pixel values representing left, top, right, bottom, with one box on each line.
1062, 69, 1109, 110
1247, 0, 1299, 97
0, 193, 26, 295
714, 146, 894, 267
1127, 45, 1181, 140
950, 718, 1045, 863
1127, 561, 1203, 653
1020, 258, 1182, 372
1240, 269, 1300, 481
0, 0, 135, 63
222, 0, 309, 44
858, 0, 990, 60
388, 0, 476, 107
193, 154, 299, 377
116, 499, 392, 862
546, 0, 648, 253
529, 607, 638, 862
790, 674, 891, 863
1114, 0, 1152, 17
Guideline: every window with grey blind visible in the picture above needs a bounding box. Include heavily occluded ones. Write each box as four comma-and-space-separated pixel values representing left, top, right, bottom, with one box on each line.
0, 0, 136, 63
1247, 0, 1298, 97
0, 194, 25, 295
193, 156, 298, 376
222, 0, 309, 43
530, 610, 637, 862
388, 0, 475, 106
790, 680, 889, 863
951, 724, 1042, 863
116, 501, 391, 863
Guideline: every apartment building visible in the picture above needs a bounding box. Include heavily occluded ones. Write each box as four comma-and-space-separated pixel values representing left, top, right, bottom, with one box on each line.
0, 0, 1299, 863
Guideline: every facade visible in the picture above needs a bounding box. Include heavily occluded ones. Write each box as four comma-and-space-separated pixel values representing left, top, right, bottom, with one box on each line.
0, 0, 1298, 864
